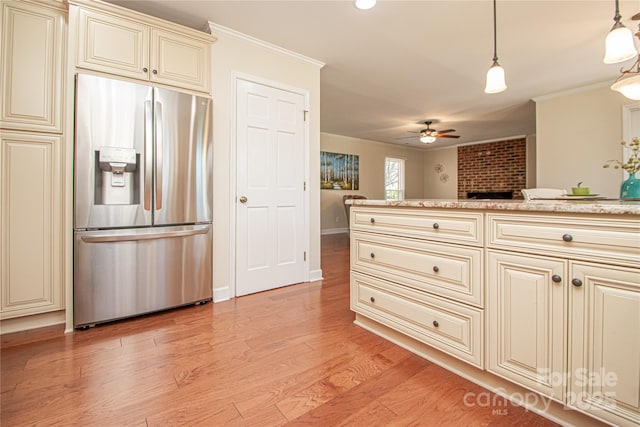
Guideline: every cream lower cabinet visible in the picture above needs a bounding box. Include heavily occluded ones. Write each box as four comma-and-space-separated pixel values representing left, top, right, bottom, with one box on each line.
350, 207, 485, 369
568, 262, 640, 427
1, 131, 63, 319
487, 212, 640, 426
487, 250, 566, 400
71, 0, 213, 93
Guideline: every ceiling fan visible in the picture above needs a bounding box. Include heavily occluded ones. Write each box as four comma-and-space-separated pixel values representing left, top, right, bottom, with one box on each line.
397, 120, 461, 143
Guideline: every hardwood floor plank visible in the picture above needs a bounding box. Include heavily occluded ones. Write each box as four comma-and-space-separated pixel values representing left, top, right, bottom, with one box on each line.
0, 233, 562, 426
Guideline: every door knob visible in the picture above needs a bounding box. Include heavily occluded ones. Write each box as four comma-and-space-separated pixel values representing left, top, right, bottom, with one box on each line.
239, 196, 248, 203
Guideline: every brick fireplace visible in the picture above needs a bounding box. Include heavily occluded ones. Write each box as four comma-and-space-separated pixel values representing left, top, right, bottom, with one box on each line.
457, 138, 526, 199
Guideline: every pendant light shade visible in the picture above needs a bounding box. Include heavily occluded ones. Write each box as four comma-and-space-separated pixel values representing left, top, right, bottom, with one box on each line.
610, 12, 640, 100
485, 0, 506, 94
485, 61, 507, 94
603, 0, 638, 64
611, 71, 640, 100
354, 0, 376, 10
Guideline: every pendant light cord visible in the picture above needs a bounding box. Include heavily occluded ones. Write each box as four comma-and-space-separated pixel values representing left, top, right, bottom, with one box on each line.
492, 0, 498, 63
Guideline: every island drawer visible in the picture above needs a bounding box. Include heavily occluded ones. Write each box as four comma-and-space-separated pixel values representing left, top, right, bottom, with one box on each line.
351, 272, 484, 369
350, 207, 483, 246
350, 231, 483, 307
488, 213, 640, 267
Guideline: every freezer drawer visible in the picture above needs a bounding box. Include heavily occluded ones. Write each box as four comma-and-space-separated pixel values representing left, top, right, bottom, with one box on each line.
74, 224, 212, 327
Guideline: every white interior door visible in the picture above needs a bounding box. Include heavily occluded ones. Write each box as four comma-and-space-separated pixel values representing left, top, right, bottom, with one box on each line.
236, 79, 306, 296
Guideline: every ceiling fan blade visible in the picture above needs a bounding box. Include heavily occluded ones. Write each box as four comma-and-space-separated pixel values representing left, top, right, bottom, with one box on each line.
395, 135, 418, 140
438, 135, 460, 139
436, 129, 456, 134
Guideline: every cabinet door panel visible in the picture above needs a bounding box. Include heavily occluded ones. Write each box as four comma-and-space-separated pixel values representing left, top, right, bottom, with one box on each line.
487, 250, 566, 400
150, 28, 211, 93
569, 262, 640, 426
1, 132, 63, 318
76, 7, 149, 80
1, 0, 64, 132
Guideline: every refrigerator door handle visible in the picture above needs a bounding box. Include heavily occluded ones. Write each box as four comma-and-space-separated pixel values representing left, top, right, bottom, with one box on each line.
155, 100, 163, 211
80, 224, 210, 243
144, 99, 153, 211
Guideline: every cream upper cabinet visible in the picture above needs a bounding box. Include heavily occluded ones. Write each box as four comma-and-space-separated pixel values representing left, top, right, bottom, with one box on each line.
75, 6, 149, 81
1, 131, 63, 319
568, 262, 640, 427
487, 250, 566, 400
72, 1, 213, 93
1, 0, 65, 133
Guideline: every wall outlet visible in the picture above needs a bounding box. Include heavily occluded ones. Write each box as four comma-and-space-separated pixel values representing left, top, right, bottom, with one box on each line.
336, 216, 340, 223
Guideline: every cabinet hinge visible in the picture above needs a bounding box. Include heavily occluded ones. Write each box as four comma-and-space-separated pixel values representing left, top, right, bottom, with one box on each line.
304, 181, 307, 191
304, 110, 309, 121
304, 251, 307, 261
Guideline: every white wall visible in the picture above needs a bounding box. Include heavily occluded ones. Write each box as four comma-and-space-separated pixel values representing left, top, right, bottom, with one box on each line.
320, 133, 424, 234
423, 147, 458, 199
209, 23, 323, 301
535, 83, 638, 198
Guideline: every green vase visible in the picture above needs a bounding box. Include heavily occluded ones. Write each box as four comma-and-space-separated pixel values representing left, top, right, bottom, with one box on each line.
620, 172, 640, 199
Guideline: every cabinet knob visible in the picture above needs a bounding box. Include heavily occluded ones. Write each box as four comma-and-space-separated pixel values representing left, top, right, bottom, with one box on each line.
143, 67, 148, 72
562, 233, 573, 242
370, 217, 375, 223
152, 69, 158, 74
433, 223, 439, 229
370, 296, 375, 303
572, 278, 583, 287
433, 266, 440, 273
433, 320, 439, 327
551, 274, 562, 283
370, 252, 375, 259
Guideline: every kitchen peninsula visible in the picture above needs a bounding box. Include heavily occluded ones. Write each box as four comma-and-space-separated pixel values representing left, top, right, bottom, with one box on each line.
347, 198, 640, 427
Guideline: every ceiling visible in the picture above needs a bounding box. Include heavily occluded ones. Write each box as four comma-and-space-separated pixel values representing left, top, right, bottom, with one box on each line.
111, 0, 639, 149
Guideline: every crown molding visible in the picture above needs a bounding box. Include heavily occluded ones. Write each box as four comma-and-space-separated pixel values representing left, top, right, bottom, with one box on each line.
532, 80, 612, 102
208, 22, 325, 69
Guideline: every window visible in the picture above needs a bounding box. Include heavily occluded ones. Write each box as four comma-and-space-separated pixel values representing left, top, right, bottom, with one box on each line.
385, 157, 405, 200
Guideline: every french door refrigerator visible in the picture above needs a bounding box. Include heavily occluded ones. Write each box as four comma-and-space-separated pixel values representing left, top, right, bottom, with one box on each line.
73, 73, 213, 328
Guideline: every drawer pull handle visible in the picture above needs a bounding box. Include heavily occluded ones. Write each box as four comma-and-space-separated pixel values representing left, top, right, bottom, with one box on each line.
370, 218, 375, 223
370, 296, 375, 303
433, 266, 440, 273
432, 320, 439, 327
562, 233, 573, 242
370, 252, 375, 259
551, 274, 562, 283
572, 278, 583, 287
433, 223, 439, 229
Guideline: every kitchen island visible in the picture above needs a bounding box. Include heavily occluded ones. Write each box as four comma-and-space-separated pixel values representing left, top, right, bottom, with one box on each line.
347, 199, 639, 427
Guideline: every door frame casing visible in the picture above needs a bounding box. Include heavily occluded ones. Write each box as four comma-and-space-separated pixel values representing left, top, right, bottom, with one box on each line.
228, 71, 310, 298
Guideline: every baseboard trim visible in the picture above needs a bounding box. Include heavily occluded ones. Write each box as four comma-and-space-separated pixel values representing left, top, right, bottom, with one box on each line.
1, 310, 66, 335
321, 228, 348, 235
213, 286, 231, 303
309, 269, 323, 282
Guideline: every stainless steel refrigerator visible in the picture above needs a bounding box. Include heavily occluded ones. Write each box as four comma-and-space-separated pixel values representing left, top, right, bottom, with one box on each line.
73, 73, 213, 328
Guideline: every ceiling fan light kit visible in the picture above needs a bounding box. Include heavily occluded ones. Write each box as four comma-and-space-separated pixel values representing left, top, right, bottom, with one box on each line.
603, 0, 638, 64
420, 134, 437, 144
609, 12, 640, 100
484, 0, 506, 94
354, 0, 376, 10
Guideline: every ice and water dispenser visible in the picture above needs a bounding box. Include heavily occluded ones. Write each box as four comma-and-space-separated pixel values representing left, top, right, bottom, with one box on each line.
94, 146, 140, 205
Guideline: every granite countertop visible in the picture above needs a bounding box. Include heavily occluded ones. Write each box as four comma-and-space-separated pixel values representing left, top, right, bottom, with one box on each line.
346, 198, 640, 215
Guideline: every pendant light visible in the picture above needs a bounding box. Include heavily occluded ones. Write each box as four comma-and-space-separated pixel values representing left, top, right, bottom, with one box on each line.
611, 13, 640, 100
603, 0, 637, 64
354, 0, 376, 10
484, 0, 506, 94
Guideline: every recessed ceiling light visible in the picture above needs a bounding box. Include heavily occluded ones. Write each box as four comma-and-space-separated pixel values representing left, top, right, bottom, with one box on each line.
355, 0, 376, 10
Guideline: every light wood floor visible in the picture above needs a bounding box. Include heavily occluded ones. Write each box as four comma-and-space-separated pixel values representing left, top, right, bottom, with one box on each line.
1, 234, 557, 426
